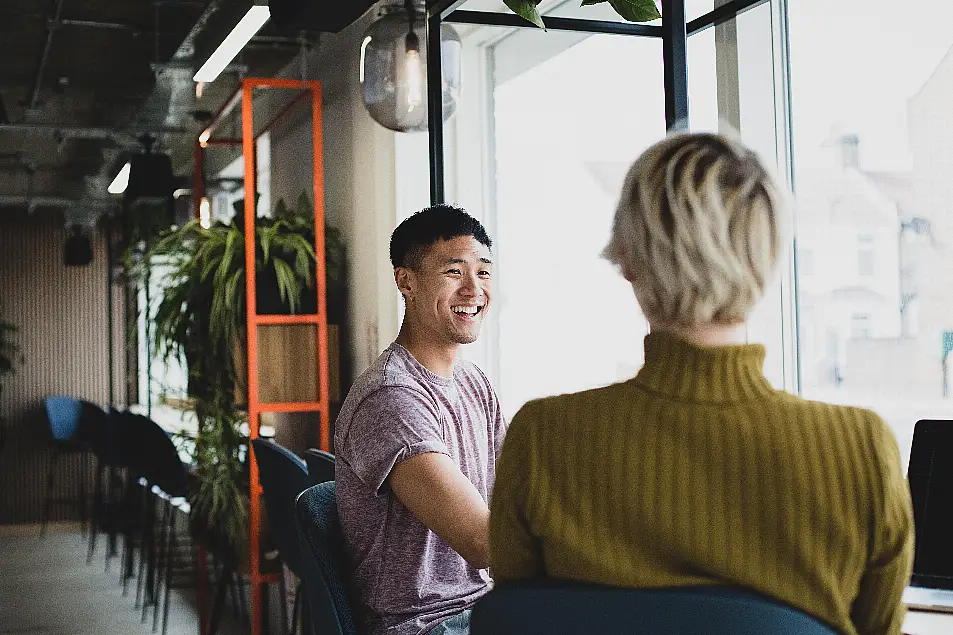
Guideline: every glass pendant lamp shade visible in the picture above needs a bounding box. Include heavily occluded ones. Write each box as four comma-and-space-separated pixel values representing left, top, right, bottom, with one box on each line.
361, 1, 462, 133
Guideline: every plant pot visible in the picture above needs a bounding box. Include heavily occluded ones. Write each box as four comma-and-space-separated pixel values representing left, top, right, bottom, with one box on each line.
255, 267, 318, 316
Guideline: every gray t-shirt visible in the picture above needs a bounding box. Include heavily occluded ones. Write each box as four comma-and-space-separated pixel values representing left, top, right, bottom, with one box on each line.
335, 343, 507, 635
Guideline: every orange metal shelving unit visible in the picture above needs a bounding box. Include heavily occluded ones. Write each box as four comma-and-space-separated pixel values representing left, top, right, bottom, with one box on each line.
193, 77, 329, 635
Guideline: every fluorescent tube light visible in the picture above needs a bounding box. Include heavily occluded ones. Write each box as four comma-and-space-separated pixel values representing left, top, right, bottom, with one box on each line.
193, 6, 270, 83
199, 197, 211, 229
108, 162, 131, 194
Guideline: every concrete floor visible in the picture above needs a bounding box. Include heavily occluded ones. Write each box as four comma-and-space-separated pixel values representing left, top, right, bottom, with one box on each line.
0, 525, 248, 635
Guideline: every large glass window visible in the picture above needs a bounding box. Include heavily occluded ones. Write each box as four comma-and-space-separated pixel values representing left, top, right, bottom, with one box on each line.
444, 2, 785, 418
489, 30, 664, 418
789, 0, 953, 464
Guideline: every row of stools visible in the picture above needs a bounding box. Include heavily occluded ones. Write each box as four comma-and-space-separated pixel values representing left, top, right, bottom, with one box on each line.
39, 397, 254, 635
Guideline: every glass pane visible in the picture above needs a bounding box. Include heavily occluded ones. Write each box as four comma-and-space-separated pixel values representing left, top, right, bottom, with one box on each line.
789, 0, 953, 466
687, 2, 788, 388
490, 30, 665, 418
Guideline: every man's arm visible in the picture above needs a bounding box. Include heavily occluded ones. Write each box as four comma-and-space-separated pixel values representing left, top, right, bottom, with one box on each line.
390, 452, 490, 568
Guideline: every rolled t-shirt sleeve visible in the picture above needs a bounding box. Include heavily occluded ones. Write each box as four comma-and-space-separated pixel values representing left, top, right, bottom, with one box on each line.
342, 385, 450, 496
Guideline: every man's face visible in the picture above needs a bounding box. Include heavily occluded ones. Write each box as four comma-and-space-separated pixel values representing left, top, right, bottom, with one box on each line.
399, 235, 493, 346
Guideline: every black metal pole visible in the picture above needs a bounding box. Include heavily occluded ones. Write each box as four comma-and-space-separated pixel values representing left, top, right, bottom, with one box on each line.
427, 9, 445, 205
106, 219, 115, 408
144, 266, 152, 418
662, 0, 689, 130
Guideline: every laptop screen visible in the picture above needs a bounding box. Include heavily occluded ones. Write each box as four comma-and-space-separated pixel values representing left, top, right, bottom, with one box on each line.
908, 420, 953, 589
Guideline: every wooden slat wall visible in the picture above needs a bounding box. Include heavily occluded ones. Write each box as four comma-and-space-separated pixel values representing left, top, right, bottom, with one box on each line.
0, 214, 125, 525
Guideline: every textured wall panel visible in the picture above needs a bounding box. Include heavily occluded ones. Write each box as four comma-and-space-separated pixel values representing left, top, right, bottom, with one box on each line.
0, 215, 125, 525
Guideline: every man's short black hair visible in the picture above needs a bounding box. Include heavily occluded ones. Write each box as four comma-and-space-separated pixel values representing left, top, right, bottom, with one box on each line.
389, 204, 492, 269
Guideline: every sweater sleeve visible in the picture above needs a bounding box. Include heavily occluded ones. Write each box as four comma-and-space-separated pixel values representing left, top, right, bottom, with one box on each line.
850, 414, 914, 635
489, 401, 544, 581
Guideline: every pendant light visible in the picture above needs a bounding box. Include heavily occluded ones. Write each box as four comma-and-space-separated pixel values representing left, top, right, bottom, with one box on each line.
360, 0, 462, 132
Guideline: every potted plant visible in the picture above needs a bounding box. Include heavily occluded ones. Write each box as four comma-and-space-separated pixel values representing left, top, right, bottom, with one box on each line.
135, 196, 344, 553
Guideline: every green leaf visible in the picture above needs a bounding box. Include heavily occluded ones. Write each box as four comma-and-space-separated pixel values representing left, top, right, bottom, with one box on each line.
504, 0, 546, 29
608, 0, 660, 22
581, 0, 608, 5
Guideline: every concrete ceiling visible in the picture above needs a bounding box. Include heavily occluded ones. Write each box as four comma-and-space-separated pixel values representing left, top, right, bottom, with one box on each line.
0, 0, 319, 221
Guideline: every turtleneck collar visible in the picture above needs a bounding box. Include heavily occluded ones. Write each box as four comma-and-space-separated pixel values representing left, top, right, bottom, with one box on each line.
633, 331, 776, 404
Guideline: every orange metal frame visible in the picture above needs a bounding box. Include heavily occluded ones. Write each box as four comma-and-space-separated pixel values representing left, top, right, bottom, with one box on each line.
193, 77, 329, 635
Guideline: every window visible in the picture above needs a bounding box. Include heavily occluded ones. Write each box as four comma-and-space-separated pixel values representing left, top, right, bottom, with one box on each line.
441, 1, 788, 418
789, 0, 953, 465
433, 1, 953, 463
487, 28, 664, 418
799, 248, 815, 276
857, 249, 875, 276
851, 313, 871, 339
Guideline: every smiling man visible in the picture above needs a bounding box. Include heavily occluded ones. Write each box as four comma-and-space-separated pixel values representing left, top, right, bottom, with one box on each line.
334, 205, 506, 635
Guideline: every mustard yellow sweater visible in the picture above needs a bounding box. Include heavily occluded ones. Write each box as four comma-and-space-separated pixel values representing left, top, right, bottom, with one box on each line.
489, 332, 913, 635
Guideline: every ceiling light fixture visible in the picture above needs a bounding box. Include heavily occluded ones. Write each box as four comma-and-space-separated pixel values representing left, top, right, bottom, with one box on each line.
108, 162, 131, 194
361, 0, 461, 133
193, 5, 271, 83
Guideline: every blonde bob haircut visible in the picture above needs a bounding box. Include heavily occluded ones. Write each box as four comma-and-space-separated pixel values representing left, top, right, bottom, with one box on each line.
603, 132, 787, 326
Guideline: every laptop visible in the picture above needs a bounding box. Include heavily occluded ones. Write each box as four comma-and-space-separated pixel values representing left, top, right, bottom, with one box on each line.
902, 419, 953, 612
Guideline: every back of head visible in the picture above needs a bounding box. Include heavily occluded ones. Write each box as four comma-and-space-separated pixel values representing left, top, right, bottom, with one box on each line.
390, 204, 492, 269
603, 132, 787, 326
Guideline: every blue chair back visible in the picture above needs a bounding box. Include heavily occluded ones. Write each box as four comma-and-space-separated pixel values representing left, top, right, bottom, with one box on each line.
252, 439, 311, 577
470, 583, 838, 635
295, 482, 356, 635
44, 396, 82, 442
304, 448, 335, 487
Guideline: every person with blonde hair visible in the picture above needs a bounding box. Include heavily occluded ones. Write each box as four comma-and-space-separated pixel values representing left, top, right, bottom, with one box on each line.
488, 133, 913, 635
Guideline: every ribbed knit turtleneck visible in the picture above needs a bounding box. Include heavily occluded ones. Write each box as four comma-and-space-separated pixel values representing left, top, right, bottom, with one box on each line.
489, 333, 914, 635
635, 331, 775, 404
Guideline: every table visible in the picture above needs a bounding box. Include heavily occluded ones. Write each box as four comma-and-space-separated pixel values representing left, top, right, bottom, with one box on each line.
904, 609, 953, 634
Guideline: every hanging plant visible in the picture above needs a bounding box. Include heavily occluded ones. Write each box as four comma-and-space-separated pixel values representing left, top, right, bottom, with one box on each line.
504, 0, 660, 29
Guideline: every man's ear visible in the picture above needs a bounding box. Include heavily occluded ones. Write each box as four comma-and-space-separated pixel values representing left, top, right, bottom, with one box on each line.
395, 267, 415, 302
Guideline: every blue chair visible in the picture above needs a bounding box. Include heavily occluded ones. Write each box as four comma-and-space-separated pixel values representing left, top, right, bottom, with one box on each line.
303, 449, 335, 487
252, 439, 313, 635
470, 583, 838, 635
295, 482, 356, 635
41, 396, 90, 536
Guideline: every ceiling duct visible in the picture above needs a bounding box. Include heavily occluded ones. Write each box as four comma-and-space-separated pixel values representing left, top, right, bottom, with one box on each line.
268, 0, 378, 32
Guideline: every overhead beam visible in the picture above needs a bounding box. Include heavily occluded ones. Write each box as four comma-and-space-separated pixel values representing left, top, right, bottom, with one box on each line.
0, 122, 191, 140
30, 0, 66, 110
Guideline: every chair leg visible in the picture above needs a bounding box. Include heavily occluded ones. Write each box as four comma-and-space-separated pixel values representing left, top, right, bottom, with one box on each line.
261, 581, 270, 635
291, 581, 302, 635
278, 573, 289, 635
87, 461, 103, 564
40, 448, 60, 538
144, 498, 170, 625
235, 575, 249, 630
159, 509, 177, 635
79, 452, 89, 538
135, 486, 154, 609
206, 564, 231, 635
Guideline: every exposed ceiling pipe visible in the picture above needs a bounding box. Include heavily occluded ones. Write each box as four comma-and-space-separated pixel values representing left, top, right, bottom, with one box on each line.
30, 0, 66, 111
0, 122, 190, 141
0, 195, 78, 209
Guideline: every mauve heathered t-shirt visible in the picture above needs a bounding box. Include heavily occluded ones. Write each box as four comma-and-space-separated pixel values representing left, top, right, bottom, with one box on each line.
334, 343, 507, 635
